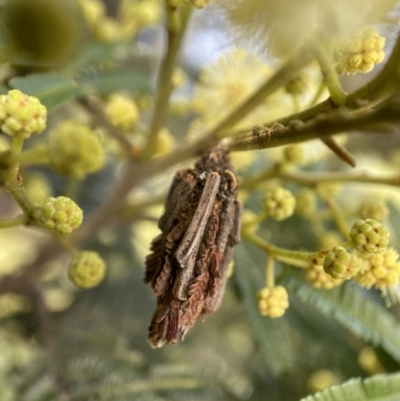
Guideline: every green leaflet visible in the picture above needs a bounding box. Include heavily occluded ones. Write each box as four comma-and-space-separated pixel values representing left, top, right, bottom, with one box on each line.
67, 41, 140, 74
80, 69, 152, 96
300, 372, 400, 401
9, 73, 82, 110
8, 69, 151, 112
285, 276, 400, 362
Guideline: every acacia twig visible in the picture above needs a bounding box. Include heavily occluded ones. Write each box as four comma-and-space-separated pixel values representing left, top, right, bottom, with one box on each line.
241, 165, 400, 191
228, 105, 400, 152
24, 28, 400, 274
78, 96, 135, 158
320, 136, 356, 167
142, 4, 192, 159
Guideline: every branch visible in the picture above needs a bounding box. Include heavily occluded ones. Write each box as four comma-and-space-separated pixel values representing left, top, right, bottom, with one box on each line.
212, 44, 313, 135
272, 29, 400, 128
31, 31, 400, 249
228, 104, 400, 152
142, 4, 192, 159
78, 96, 135, 159
241, 166, 400, 191
320, 136, 356, 167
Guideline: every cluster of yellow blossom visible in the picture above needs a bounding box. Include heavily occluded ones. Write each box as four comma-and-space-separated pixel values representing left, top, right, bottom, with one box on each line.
0, 90, 46, 138
75, 0, 162, 43
335, 26, 385, 74
256, 286, 289, 318
105, 93, 140, 131
304, 219, 400, 298
356, 248, 400, 290
192, 49, 289, 131
306, 263, 343, 289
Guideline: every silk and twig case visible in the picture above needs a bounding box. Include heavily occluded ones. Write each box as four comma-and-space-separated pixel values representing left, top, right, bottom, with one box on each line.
144, 147, 242, 348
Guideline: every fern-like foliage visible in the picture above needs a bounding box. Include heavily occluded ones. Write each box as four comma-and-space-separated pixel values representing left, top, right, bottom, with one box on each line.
10, 307, 252, 401
286, 276, 400, 362
300, 372, 400, 401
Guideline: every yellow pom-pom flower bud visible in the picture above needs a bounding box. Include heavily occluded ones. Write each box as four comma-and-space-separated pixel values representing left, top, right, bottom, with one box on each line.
119, 0, 162, 39
307, 370, 340, 393
323, 246, 349, 279
68, 251, 106, 289
358, 347, 385, 375
256, 286, 289, 318
263, 187, 296, 221
48, 120, 104, 179
335, 27, 386, 75
315, 181, 342, 200
24, 173, 52, 205
295, 188, 317, 217
39, 196, 83, 235
349, 218, 389, 255
154, 128, 175, 156
359, 199, 388, 223
94, 17, 124, 43
75, 0, 105, 28
306, 263, 343, 289
134, 1, 163, 27
355, 248, 400, 289
0, 90, 47, 138
323, 247, 362, 280
105, 93, 139, 131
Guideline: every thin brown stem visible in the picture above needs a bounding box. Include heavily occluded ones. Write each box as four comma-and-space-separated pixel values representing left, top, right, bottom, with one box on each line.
228, 104, 399, 152
320, 136, 356, 167
272, 29, 400, 128
142, 4, 192, 159
241, 167, 400, 191
78, 96, 135, 158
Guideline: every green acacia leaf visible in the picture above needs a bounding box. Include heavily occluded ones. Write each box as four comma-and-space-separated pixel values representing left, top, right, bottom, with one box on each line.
68, 41, 140, 73
300, 372, 400, 401
285, 276, 400, 362
80, 69, 152, 95
9, 73, 82, 110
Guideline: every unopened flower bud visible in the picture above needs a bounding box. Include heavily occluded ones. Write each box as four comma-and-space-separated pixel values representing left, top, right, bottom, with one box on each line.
264, 187, 296, 221
350, 219, 389, 255
68, 251, 106, 289
48, 120, 104, 178
39, 196, 83, 235
359, 199, 388, 222
256, 286, 289, 318
0, 90, 46, 138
